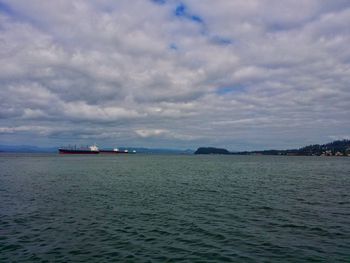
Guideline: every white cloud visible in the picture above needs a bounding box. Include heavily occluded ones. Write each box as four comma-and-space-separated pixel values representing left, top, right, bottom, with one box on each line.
135, 129, 168, 138
0, 0, 349, 150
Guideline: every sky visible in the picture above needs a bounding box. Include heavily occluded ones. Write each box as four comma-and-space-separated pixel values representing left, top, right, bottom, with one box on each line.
0, 0, 350, 150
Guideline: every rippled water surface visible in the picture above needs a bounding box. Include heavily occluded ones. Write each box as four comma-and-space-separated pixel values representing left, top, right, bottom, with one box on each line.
0, 154, 349, 262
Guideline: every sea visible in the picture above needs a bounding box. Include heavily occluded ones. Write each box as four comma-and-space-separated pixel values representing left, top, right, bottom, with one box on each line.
0, 154, 349, 262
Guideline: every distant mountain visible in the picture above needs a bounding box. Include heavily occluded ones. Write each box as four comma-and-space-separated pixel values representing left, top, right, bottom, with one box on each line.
0, 145, 57, 153
194, 147, 230, 155
3, 140, 349, 156
0, 144, 194, 154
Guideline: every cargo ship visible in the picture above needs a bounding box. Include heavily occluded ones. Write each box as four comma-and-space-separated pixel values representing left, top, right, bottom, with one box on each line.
58, 145, 99, 154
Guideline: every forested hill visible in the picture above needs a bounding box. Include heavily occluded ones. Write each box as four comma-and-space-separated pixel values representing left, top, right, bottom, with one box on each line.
235, 140, 350, 156
297, 140, 350, 156
195, 140, 350, 156
194, 147, 230, 155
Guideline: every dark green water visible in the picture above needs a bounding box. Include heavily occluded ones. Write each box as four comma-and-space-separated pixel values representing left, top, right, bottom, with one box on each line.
0, 154, 349, 262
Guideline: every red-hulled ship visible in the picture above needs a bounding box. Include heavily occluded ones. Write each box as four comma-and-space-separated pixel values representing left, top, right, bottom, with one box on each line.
58, 145, 99, 154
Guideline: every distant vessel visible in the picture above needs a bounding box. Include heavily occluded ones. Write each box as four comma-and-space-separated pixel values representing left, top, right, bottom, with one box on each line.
58, 145, 99, 154
100, 148, 121, 154
100, 148, 136, 154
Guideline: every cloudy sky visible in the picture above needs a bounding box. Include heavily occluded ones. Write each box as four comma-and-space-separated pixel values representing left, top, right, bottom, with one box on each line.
0, 0, 350, 150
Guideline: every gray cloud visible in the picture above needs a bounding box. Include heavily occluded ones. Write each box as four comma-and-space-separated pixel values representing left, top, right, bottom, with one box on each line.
0, 0, 349, 150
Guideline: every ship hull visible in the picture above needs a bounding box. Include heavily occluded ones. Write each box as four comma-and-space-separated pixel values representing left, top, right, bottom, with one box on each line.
100, 150, 128, 154
59, 149, 99, 154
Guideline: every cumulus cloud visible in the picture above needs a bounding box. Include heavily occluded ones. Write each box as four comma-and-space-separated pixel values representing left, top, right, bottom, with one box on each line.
0, 0, 349, 150
135, 129, 169, 138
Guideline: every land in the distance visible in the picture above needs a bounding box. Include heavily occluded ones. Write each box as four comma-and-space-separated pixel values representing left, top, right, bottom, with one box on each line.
0, 145, 193, 154
195, 140, 350, 156
2, 139, 349, 156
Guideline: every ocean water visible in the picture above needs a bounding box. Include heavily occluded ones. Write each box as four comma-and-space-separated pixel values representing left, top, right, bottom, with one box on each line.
0, 154, 349, 262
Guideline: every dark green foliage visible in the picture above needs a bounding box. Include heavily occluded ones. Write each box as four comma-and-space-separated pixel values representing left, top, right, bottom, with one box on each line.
298, 139, 350, 155
197, 140, 350, 156
194, 147, 230, 154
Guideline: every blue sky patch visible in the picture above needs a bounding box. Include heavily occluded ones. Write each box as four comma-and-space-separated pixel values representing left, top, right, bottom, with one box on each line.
170, 43, 178, 50
151, 0, 166, 5
191, 15, 203, 23
0, 1, 15, 16
211, 36, 233, 45
216, 86, 246, 95
175, 3, 186, 16
174, 3, 204, 24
